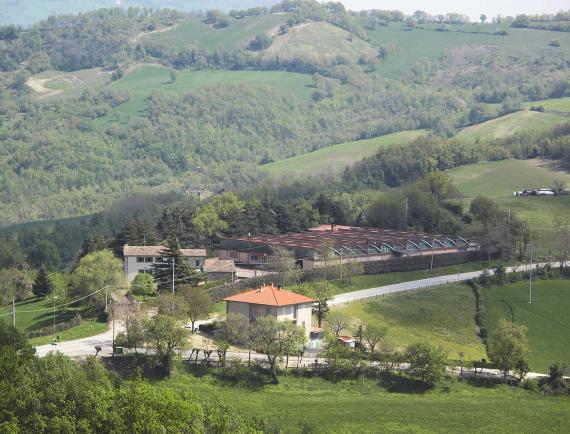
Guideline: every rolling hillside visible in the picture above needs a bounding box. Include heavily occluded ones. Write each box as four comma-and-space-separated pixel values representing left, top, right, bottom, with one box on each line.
100, 65, 315, 124
362, 21, 501, 79
260, 130, 427, 177
140, 13, 290, 51
456, 110, 567, 142
261, 21, 377, 64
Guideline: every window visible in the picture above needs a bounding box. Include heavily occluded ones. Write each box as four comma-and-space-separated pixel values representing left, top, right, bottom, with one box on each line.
230, 251, 238, 259
195, 260, 200, 267
155, 257, 162, 262
293, 305, 298, 319
251, 255, 259, 261
144, 257, 153, 263
136, 257, 144, 263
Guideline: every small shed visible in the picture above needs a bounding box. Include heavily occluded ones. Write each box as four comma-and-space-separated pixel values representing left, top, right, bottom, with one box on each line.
337, 335, 356, 348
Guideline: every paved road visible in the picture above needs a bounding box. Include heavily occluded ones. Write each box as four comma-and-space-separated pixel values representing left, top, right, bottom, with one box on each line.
36, 262, 556, 358
330, 262, 555, 306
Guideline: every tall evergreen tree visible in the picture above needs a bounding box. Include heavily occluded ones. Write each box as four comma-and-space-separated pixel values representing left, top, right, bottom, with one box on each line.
151, 236, 204, 292
32, 266, 53, 297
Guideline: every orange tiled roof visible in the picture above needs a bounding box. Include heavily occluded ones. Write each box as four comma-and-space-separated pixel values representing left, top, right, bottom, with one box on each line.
224, 284, 315, 307
123, 245, 207, 257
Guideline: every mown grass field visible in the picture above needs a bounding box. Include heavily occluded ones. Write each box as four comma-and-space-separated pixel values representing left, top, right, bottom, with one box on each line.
97, 65, 314, 124
448, 159, 570, 252
336, 284, 486, 361
483, 279, 570, 373
0, 297, 108, 345
456, 110, 567, 141
141, 14, 291, 51
159, 368, 570, 433
260, 130, 427, 176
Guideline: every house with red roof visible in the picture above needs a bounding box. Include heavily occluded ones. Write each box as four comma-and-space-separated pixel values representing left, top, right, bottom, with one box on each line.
224, 284, 315, 338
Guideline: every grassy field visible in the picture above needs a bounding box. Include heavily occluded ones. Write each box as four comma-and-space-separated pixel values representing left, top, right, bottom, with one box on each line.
158, 368, 570, 433
28, 67, 112, 99
96, 65, 314, 125
456, 110, 567, 142
262, 21, 376, 64
0, 297, 108, 345
522, 97, 570, 112
260, 130, 427, 176
361, 21, 501, 79
141, 14, 290, 51
448, 159, 570, 252
361, 21, 570, 79
483, 279, 570, 373
336, 284, 486, 361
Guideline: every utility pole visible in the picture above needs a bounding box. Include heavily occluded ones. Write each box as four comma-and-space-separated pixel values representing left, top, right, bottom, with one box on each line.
172, 257, 175, 294
529, 244, 533, 304
53, 296, 58, 336
105, 287, 108, 312
9, 300, 15, 327
404, 197, 408, 226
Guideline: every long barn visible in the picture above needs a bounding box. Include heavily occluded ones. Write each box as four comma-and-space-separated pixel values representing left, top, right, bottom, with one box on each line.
218, 225, 477, 269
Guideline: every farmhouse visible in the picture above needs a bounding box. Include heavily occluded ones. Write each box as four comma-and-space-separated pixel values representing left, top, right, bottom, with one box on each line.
218, 225, 476, 269
224, 284, 315, 338
123, 245, 207, 283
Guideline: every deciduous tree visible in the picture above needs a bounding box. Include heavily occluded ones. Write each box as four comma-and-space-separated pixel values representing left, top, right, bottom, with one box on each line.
250, 316, 305, 384
180, 285, 214, 333
488, 319, 529, 382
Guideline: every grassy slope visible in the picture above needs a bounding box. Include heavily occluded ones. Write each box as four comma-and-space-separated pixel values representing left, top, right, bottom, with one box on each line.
260, 130, 427, 176
362, 22, 500, 78
161, 370, 570, 433
448, 159, 570, 251
141, 13, 289, 51
522, 97, 570, 112
0, 297, 107, 344
363, 21, 570, 79
96, 65, 314, 125
336, 284, 486, 361
262, 21, 376, 63
483, 279, 570, 372
456, 111, 567, 141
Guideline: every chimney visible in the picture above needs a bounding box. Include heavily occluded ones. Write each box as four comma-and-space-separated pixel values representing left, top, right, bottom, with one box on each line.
277, 285, 282, 290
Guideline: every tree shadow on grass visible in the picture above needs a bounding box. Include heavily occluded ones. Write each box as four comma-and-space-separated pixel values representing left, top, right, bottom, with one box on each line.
377, 372, 434, 394
462, 375, 500, 389
211, 364, 274, 390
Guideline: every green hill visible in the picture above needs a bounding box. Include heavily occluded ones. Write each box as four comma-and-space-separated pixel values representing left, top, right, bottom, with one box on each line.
99, 65, 314, 124
362, 21, 501, 79
140, 13, 290, 51
261, 21, 377, 65
456, 110, 567, 142
484, 279, 570, 372
260, 130, 427, 177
